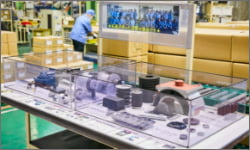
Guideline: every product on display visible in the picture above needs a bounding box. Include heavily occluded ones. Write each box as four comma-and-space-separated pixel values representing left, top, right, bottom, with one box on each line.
167, 121, 187, 130
131, 88, 143, 108
116, 84, 132, 105
153, 95, 176, 116
2, 56, 248, 148
139, 74, 160, 103
103, 96, 125, 111
187, 128, 196, 133
179, 134, 188, 140
112, 112, 155, 130
154, 80, 204, 115
34, 71, 57, 89
183, 118, 200, 125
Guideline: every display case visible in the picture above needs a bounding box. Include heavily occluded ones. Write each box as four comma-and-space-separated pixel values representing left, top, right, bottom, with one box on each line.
2, 57, 248, 148
2, 51, 134, 109
73, 62, 248, 147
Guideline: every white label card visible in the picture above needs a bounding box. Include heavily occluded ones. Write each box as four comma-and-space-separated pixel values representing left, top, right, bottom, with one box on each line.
46, 40, 52, 45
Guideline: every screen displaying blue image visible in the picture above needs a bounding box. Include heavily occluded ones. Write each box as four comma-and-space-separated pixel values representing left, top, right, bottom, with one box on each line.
107, 4, 179, 35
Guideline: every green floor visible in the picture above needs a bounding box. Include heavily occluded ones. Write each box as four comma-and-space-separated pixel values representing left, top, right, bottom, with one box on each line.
1, 107, 64, 149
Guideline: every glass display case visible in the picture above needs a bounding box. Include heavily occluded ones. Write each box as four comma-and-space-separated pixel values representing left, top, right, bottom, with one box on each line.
2, 51, 134, 109
73, 62, 248, 147
2, 56, 248, 148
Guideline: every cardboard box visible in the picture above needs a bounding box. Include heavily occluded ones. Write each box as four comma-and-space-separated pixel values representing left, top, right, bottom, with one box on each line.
52, 36, 64, 46
33, 37, 53, 47
16, 70, 27, 80
152, 45, 186, 55
1, 59, 15, 73
1, 10, 11, 21
102, 38, 148, 57
63, 51, 75, 63
73, 51, 83, 62
196, 22, 249, 30
24, 53, 54, 66
53, 51, 65, 65
2, 72, 15, 83
8, 42, 18, 56
7, 32, 18, 43
69, 61, 94, 70
154, 54, 186, 79
33, 46, 54, 53
103, 54, 148, 62
53, 56, 64, 65
7, 57, 26, 70
1, 58, 15, 83
53, 46, 64, 51
232, 63, 249, 79
63, 44, 74, 51
154, 54, 186, 69
1, 31, 8, 43
148, 52, 155, 64
193, 58, 232, 76
1, 43, 8, 55
194, 29, 232, 61
231, 31, 249, 63
148, 44, 153, 51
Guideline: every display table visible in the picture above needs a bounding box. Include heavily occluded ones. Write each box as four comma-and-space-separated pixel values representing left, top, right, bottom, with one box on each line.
1, 87, 249, 149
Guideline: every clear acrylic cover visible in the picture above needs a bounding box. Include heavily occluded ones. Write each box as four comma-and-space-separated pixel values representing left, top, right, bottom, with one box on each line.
2, 55, 248, 147
73, 62, 248, 147
2, 51, 134, 109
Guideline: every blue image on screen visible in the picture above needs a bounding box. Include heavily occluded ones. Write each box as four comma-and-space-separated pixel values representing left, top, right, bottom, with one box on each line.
107, 4, 179, 35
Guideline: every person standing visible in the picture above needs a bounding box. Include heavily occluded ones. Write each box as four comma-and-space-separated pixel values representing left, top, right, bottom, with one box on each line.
70, 9, 96, 56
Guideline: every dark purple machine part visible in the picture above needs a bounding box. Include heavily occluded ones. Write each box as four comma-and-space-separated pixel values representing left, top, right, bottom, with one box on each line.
183, 118, 200, 125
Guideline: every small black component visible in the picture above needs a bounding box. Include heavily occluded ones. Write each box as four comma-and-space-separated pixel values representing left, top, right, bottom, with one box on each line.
139, 74, 160, 91
167, 121, 187, 130
103, 96, 125, 111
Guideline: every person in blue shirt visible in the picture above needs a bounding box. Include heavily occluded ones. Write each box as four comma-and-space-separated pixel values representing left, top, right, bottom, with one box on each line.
168, 10, 173, 21
155, 18, 161, 30
139, 19, 146, 28
149, 18, 155, 29
132, 9, 137, 20
113, 17, 120, 25
129, 18, 136, 27
119, 16, 126, 25
172, 19, 179, 32
70, 9, 96, 56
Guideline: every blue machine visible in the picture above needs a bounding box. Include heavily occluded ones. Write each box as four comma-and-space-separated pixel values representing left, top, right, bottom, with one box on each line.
34, 71, 57, 89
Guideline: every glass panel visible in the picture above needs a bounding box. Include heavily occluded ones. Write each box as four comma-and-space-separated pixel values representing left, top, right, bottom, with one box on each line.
74, 62, 247, 147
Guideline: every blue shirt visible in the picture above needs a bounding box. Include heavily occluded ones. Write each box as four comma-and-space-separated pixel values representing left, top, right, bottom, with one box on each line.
119, 18, 126, 25
70, 14, 92, 44
129, 19, 135, 26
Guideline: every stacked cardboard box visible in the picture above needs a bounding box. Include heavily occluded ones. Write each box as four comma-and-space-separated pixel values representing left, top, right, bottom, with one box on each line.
231, 31, 249, 80
33, 36, 67, 53
101, 38, 148, 63
1, 9, 11, 21
1, 58, 14, 83
1, 31, 18, 56
23, 51, 92, 70
24, 51, 80, 66
196, 22, 249, 30
149, 28, 249, 79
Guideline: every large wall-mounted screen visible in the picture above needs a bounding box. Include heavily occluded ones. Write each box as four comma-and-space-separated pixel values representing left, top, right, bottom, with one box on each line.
99, 1, 195, 49
106, 3, 180, 35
